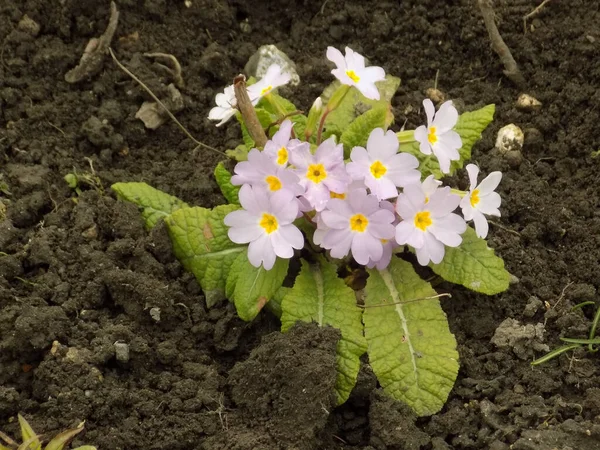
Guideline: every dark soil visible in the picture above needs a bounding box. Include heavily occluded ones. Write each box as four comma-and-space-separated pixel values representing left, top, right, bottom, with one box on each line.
1, 0, 600, 449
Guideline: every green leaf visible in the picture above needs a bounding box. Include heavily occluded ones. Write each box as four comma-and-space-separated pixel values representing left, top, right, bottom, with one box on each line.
214, 162, 240, 205
166, 205, 244, 308
226, 144, 250, 162
531, 344, 581, 366
17, 415, 40, 450
281, 257, 367, 405
226, 252, 288, 321
340, 105, 389, 159
45, 425, 86, 450
112, 182, 189, 230
268, 286, 291, 318
430, 227, 509, 295
453, 104, 496, 169
364, 259, 459, 416
322, 75, 400, 141
398, 104, 496, 178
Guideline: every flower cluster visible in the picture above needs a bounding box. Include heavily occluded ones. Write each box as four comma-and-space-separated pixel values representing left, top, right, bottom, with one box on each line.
215, 47, 502, 270
224, 120, 502, 270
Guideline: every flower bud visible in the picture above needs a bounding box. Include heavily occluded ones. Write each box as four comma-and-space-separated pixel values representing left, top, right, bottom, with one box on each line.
305, 97, 323, 139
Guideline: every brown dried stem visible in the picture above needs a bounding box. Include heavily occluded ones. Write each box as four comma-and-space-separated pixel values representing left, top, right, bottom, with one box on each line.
477, 0, 526, 88
523, 0, 553, 33
233, 75, 268, 148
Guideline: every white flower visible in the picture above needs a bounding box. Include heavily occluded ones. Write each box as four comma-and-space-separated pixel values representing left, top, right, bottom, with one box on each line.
224, 185, 304, 270
395, 182, 467, 266
208, 85, 238, 127
326, 46, 386, 100
346, 128, 420, 200
460, 164, 502, 238
248, 64, 291, 100
414, 99, 462, 174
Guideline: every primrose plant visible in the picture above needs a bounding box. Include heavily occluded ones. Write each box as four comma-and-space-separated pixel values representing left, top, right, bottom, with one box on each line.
112, 46, 510, 416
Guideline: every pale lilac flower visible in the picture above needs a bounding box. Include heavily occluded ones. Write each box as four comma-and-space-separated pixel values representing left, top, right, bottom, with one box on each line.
224, 185, 303, 270
208, 85, 238, 127
319, 189, 395, 265
460, 164, 502, 239
264, 120, 307, 168
414, 99, 462, 174
421, 174, 442, 200
347, 128, 420, 200
395, 181, 467, 266
366, 200, 398, 270
290, 137, 351, 212
248, 64, 291, 100
231, 148, 303, 196
326, 46, 386, 100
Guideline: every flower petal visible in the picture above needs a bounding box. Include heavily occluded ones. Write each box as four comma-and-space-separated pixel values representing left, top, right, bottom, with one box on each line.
472, 211, 489, 238
423, 99, 435, 126
465, 164, 479, 191
432, 100, 458, 132
352, 232, 381, 265
477, 171, 502, 195
327, 46, 346, 70
279, 224, 304, 250
477, 192, 502, 216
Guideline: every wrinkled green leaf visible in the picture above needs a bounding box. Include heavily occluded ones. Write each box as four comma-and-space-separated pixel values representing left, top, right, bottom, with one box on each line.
398, 104, 496, 178
364, 259, 459, 416
340, 105, 389, 159
281, 257, 367, 405
112, 182, 189, 230
166, 205, 243, 307
214, 162, 240, 205
431, 227, 509, 295
321, 75, 400, 141
226, 252, 288, 321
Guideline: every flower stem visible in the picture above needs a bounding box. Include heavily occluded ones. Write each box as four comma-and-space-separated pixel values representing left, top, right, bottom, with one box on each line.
450, 188, 467, 197
316, 109, 331, 145
234, 75, 268, 148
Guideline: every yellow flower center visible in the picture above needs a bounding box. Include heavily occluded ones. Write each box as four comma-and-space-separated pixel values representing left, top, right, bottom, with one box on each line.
414, 211, 432, 231
261, 85, 273, 96
470, 189, 480, 208
259, 213, 278, 234
306, 163, 327, 184
349, 213, 369, 233
330, 191, 346, 200
265, 175, 282, 191
346, 70, 360, 83
381, 239, 389, 244
424, 196, 430, 204
428, 126, 438, 145
370, 160, 387, 179
277, 147, 288, 165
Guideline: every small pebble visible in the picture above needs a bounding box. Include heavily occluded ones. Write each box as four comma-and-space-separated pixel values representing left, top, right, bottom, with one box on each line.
516, 93, 542, 111
17, 14, 41, 37
495, 124, 524, 153
114, 341, 130, 363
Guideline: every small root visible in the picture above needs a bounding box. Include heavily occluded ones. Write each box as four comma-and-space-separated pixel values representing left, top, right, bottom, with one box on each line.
523, 0, 553, 34
144, 52, 185, 88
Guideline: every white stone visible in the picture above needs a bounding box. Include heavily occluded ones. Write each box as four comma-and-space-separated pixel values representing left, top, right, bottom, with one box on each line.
245, 45, 300, 86
495, 124, 524, 153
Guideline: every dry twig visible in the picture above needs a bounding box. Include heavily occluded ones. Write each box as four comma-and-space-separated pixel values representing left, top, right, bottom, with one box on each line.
477, 0, 526, 88
65, 1, 119, 83
144, 52, 185, 88
109, 48, 224, 156
523, 0, 553, 33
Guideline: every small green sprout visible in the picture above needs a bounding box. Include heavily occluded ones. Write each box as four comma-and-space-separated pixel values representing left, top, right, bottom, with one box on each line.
532, 301, 600, 365
0, 414, 96, 450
